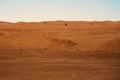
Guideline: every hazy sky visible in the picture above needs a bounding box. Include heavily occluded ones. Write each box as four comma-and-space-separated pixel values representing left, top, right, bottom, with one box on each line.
0, 0, 120, 22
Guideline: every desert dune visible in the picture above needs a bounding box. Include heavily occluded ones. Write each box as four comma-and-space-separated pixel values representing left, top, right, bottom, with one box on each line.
0, 21, 120, 52
0, 21, 120, 80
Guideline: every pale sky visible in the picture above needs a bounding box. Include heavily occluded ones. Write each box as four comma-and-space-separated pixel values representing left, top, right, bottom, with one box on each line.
0, 0, 120, 22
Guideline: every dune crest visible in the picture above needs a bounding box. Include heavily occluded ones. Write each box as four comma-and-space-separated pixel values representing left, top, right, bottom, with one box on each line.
0, 21, 120, 52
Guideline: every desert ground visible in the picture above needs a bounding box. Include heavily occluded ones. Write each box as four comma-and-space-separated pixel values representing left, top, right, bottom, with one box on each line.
0, 21, 120, 80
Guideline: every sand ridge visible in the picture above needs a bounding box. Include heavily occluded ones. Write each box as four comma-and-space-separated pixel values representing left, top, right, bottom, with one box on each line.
0, 21, 120, 80
0, 21, 120, 52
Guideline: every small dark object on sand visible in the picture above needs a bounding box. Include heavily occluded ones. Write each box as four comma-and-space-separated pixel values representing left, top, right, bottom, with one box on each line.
65, 24, 67, 26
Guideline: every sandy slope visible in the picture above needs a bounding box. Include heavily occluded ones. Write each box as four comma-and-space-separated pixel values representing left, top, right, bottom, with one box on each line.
0, 21, 120, 80
0, 21, 120, 52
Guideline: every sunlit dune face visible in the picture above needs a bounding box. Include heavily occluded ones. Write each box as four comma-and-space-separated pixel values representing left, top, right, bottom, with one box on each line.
0, 21, 120, 52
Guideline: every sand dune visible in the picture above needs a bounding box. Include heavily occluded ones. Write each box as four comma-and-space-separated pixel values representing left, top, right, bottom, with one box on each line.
0, 21, 120, 52
0, 21, 120, 80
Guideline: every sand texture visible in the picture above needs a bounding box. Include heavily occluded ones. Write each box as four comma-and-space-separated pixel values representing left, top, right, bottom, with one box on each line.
0, 21, 120, 80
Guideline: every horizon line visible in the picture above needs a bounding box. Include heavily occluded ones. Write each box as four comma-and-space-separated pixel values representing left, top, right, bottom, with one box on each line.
0, 20, 120, 23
